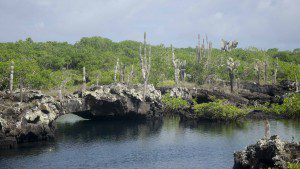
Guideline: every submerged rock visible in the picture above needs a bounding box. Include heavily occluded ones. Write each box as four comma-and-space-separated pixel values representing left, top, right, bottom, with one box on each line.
233, 135, 300, 169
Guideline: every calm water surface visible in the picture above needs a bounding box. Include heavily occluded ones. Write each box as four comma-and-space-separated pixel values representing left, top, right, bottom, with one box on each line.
1, 116, 300, 169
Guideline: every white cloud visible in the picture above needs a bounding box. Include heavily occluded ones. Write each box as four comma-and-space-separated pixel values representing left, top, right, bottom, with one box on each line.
0, 0, 299, 50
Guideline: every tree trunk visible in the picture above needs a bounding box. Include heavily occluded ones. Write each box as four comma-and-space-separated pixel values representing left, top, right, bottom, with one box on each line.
295, 75, 299, 92
114, 58, 119, 83
127, 65, 134, 84
197, 34, 201, 63
229, 71, 234, 93
139, 32, 151, 101
143, 80, 147, 101
96, 74, 99, 86
264, 62, 267, 84
171, 45, 179, 85
19, 79, 23, 103
58, 88, 63, 101
82, 67, 86, 92
180, 69, 185, 81
9, 62, 14, 95
257, 68, 261, 85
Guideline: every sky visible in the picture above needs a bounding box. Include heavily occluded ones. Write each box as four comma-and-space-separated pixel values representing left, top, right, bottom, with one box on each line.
0, 0, 299, 50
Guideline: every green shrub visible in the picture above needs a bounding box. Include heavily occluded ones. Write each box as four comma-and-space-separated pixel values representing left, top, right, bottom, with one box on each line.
288, 163, 300, 169
0, 37, 299, 91
162, 93, 189, 110
157, 80, 176, 87
193, 99, 247, 121
252, 93, 300, 118
270, 93, 300, 118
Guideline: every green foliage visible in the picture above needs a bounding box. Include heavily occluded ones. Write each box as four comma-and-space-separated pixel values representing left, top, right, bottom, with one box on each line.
252, 93, 300, 118
274, 51, 300, 65
157, 80, 176, 87
269, 93, 300, 118
288, 163, 300, 169
193, 99, 247, 121
0, 36, 299, 91
162, 93, 189, 110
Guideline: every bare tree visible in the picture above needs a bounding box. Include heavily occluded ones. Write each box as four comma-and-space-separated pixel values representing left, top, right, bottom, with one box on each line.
58, 88, 63, 101
120, 64, 125, 83
179, 60, 186, 82
228, 40, 238, 51
9, 61, 14, 95
96, 73, 100, 86
127, 65, 134, 84
139, 32, 151, 100
221, 39, 238, 51
273, 57, 279, 85
57, 68, 70, 101
171, 45, 179, 85
19, 78, 23, 103
205, 41, 213, 69
196, 34, 202, 63
264, 119, 270, 138
114, 58, 119, 83
295, 75, 299, 92
227, 57, 239, 93
263, 60, 268, 84
295, 64, 299, 92
82, 67, 86, 92
254, 60, 263, 85
221, 39, 228, 51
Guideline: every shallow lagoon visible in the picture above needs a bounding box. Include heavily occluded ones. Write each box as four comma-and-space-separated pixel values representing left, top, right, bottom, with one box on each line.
1, 116, 299, 169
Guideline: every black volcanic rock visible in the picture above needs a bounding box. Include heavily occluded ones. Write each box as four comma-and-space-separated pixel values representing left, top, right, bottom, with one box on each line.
233, 135, 300, 169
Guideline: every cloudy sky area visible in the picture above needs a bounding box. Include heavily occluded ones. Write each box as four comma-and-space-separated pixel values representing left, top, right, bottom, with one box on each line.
0, 0, 299, 50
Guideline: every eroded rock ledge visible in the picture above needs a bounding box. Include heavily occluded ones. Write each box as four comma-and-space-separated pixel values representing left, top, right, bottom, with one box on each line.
67, 83, 162, 119
0, 90, 61, 149
233, 135, 300, 169
0, 83, 162, 148
0, 82, 296, 148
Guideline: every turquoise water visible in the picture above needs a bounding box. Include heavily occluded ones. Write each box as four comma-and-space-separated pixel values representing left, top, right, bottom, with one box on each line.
1, 117, 299, 169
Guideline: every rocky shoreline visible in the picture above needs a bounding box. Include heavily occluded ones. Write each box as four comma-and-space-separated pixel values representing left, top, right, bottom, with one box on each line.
233, 135, 300, 169
0, 83, 162, 149
160, 81, 298, 122
0, 81, 298, 150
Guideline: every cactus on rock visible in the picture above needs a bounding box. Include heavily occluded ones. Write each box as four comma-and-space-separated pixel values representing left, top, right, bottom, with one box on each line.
139, 32, 151, 100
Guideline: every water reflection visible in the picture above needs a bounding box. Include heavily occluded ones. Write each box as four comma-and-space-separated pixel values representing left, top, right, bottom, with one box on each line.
55, 119, 164, 143
0, 141, 58, 158
1, 117, 300, 169
179, 119, 300, 142
179, 119, 249, 137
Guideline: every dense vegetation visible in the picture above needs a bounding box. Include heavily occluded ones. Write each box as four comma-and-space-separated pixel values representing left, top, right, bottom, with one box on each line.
288, 163, 300, 169
161, 93, 189, 111
193, 99, 247, 121
0, 36, 299, 93
256, 93, 300, 118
